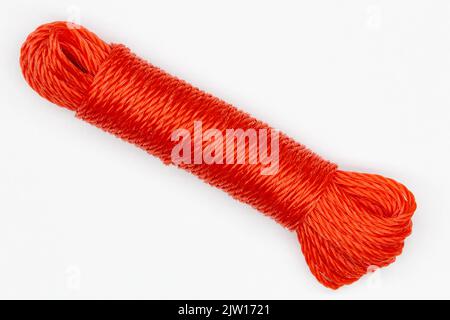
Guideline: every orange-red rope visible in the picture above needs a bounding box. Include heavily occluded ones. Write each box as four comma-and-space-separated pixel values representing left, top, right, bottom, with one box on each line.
20, 21, 416, 289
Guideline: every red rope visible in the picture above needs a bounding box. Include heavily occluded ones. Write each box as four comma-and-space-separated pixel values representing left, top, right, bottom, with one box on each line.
20, 21, 416, 289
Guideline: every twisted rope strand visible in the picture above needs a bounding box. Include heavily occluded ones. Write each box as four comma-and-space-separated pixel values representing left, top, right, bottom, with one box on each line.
20, 21, 416, 289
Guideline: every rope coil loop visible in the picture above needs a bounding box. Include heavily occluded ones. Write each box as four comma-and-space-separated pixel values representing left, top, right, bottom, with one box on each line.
20, 21, 416, 289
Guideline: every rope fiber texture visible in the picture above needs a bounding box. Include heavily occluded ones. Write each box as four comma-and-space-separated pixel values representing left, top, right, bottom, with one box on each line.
20, 21, 416, 289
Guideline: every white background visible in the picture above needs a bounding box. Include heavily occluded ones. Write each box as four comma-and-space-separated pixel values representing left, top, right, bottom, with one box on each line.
0, 0, 449, 299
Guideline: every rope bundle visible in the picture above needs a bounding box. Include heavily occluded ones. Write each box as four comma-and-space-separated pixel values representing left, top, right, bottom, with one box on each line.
20, 21, 416, 289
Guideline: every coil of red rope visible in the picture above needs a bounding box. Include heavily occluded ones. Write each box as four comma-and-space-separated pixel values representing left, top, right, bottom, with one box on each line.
20, 21, 416, 289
